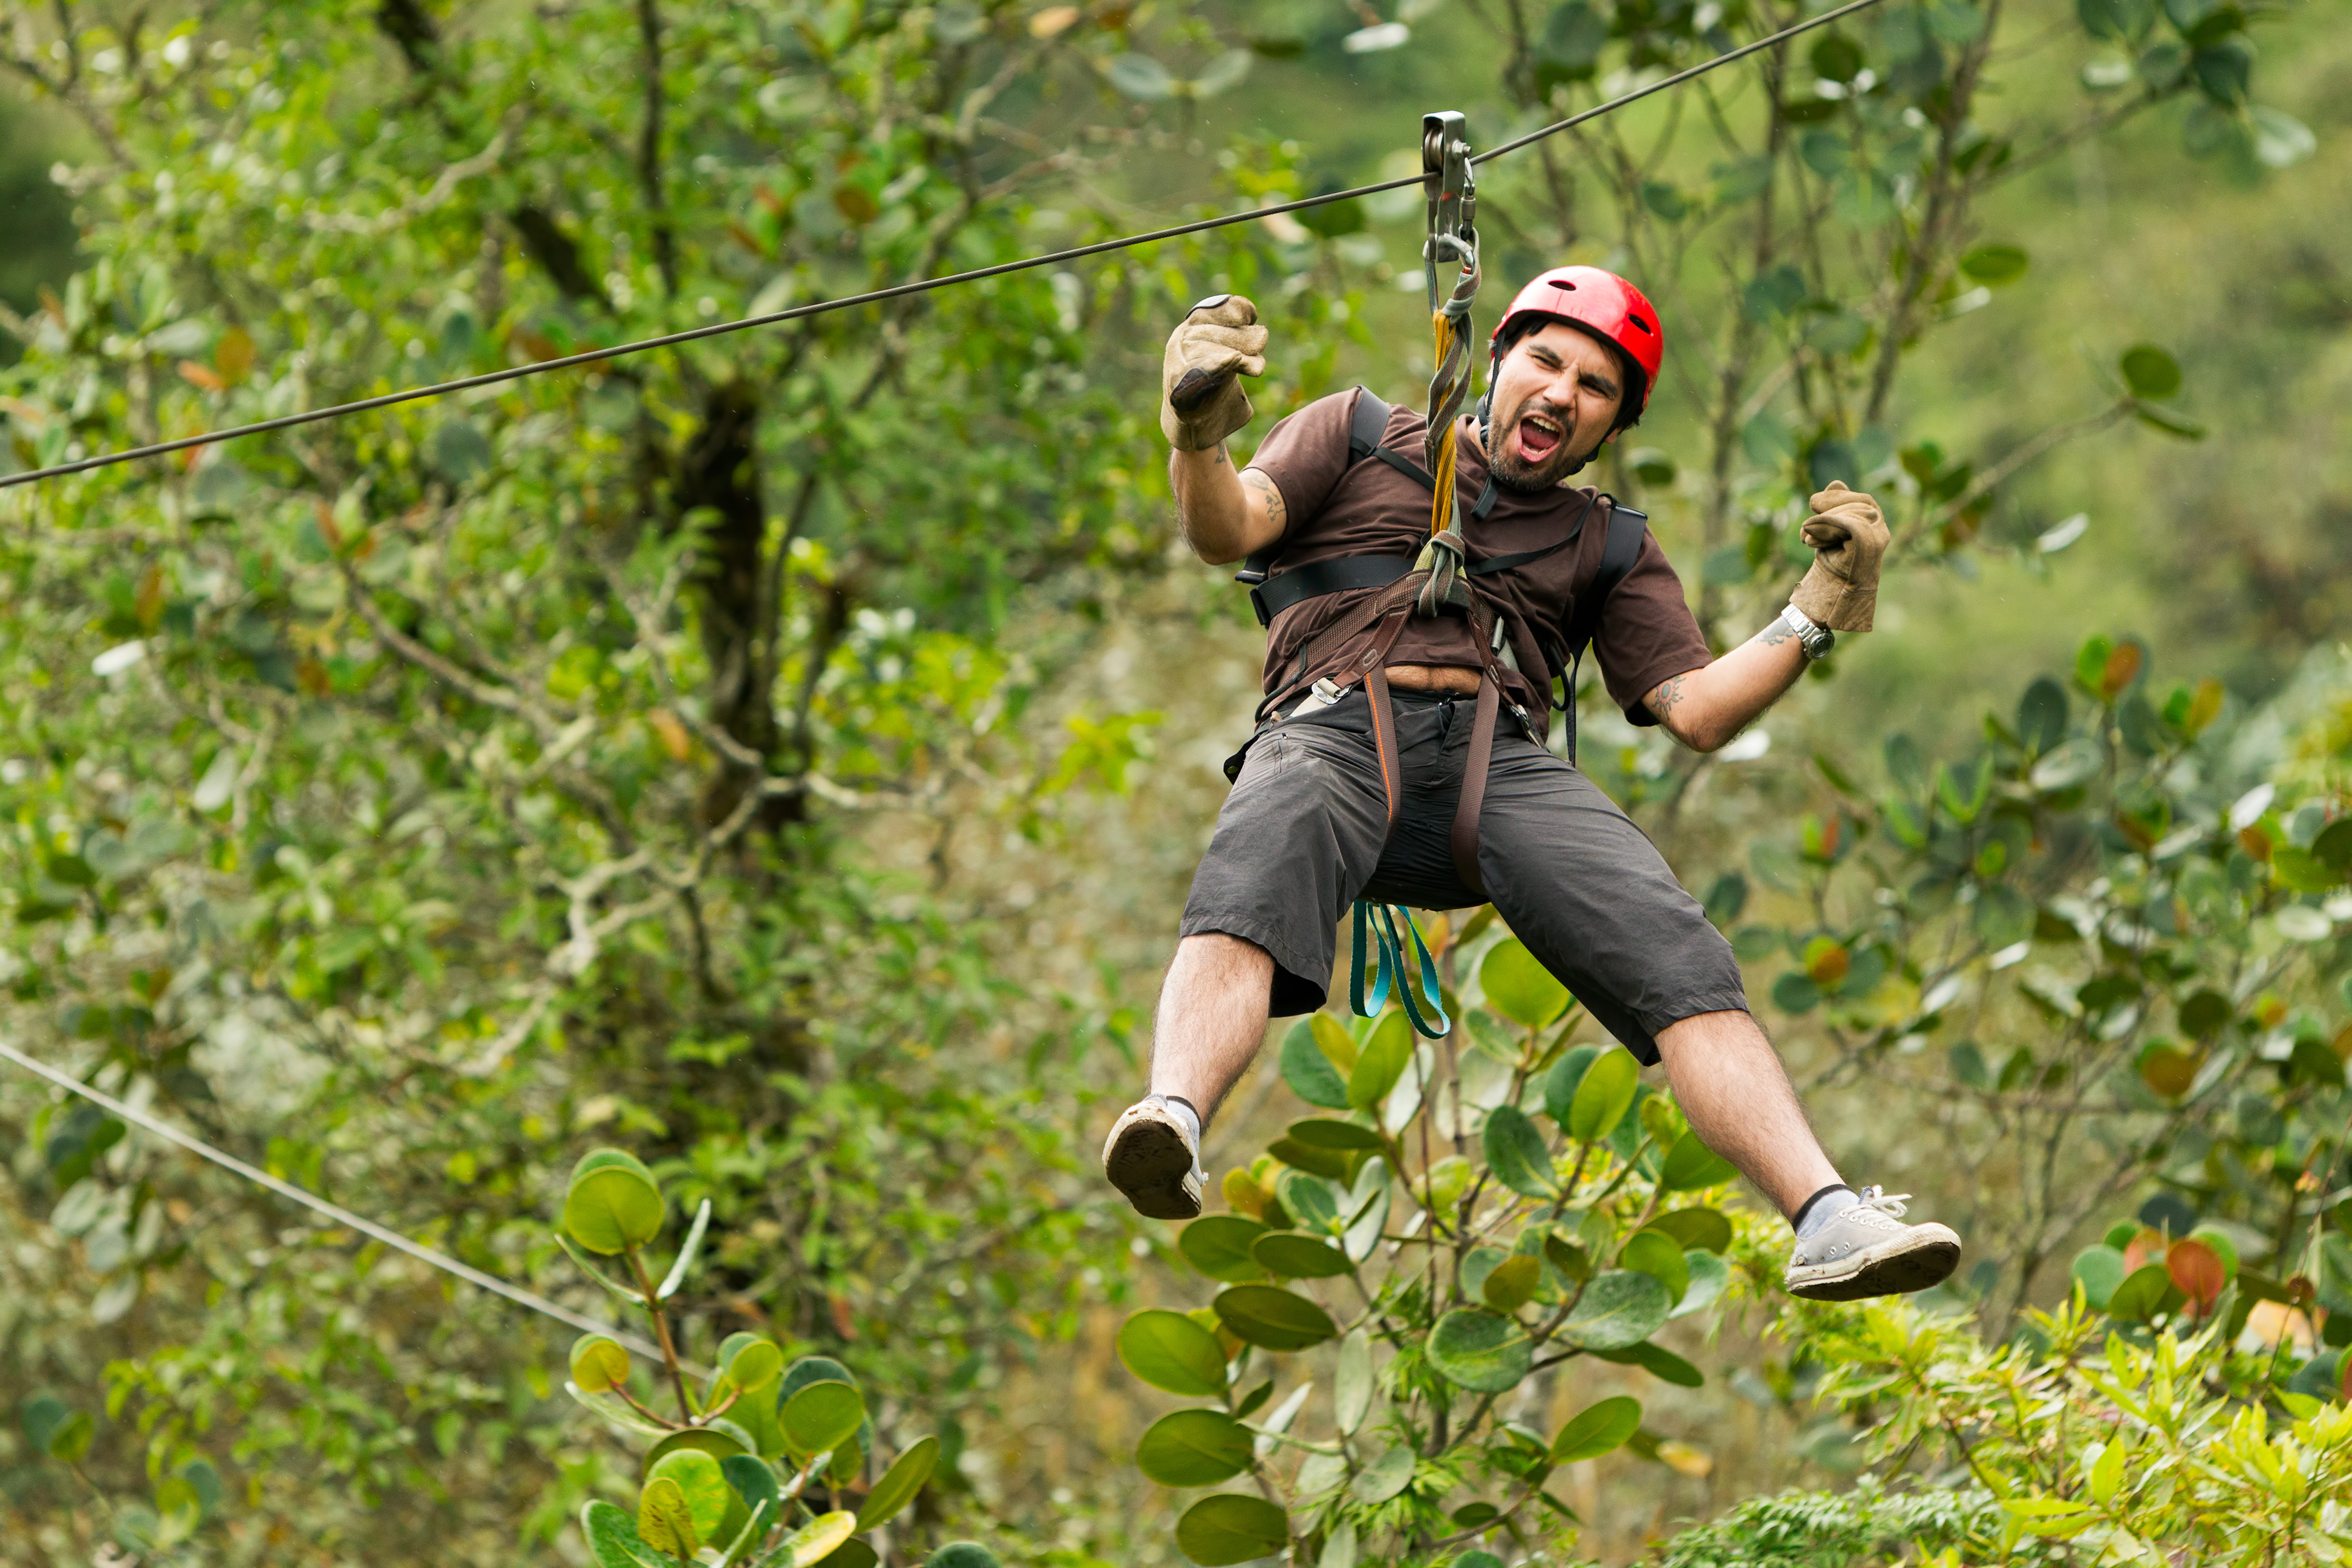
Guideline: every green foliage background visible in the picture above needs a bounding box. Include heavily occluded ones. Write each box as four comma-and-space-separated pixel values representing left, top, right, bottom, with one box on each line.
0, 0, 2347, 1564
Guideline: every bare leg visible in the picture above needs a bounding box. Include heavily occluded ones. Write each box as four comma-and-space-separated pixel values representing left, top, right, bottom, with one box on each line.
1146, 933, 1275, 1127
1653, 1009, 1840, 1221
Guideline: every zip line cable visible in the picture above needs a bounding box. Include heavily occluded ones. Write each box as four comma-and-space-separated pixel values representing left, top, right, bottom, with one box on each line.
0, 0, 1886, 494
0, 1037, 679, 1366
0, 0, 1891, 1356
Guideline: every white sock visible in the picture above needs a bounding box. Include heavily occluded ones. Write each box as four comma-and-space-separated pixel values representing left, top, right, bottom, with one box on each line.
1156, 1094, 1202, 1149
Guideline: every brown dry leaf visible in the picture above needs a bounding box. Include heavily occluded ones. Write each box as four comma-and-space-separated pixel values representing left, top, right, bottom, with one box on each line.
1655, 1440, 1713, 1478
134, 564, 165, 630
1029, 5, 1080, 37
649, 708, 692, 762
177, 360, 226, 392
215, 326, 256, 382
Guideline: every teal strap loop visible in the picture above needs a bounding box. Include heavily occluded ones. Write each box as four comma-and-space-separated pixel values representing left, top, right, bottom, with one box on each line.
1348, 900, 1451, 1039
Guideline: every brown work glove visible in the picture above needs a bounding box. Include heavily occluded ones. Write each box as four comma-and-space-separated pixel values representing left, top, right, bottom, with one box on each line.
1160, 293, 1269, 451
1789, 480, 1889, 632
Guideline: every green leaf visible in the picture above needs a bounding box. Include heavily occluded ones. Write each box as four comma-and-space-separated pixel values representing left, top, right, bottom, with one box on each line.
923, 1546, 1001, 1568
1252, 1232, 1353, 1279
856, 1436, 937, 1529
780, 1381, 864, 1459
813, 1541, 878, 1568
1480, 939, 1569, 1029
722, 1452, 780, 1517
638, 1475, 699, 1557
1543, 1046, 1602, 1124
1351, 1442, 1417, 1504
1618, 1230, 1690, 1305
783, 1512, 858, 1567
1958, 244, 2029, 288
42, 1409, 94, 1464
1592, 1340, 1705, 1387
1334, 1329, 1374, 1436
1284, 1118, 1386, 1151
563, 1149, 666, 1256
1180, 1216, 1270, 1283
1657, 1131, 1738, 1192
2105, 1261, 2178, 1322
708, 1335, 783, 1406
1214, 1285, 1338, 1350
1650, 1208, 1733, 1255
1481, 1104, 1558, 1198
581, 1500, 679, 1568
1175, 1494, 1290, 1566
1118, 1310, 1230, 1396
1135, 1410, 1254, 1486
1276, 1169, 1342, 1232
1482, 1254, 1543, 1312
1560, 1270, 1673, 1351
1567, 1050, 1639, 1142
2119, 342, 2182, 399
1279, 1020, 1351, 1109
1673, 1250, 1730, 1319
1549, 1395, 1642, 1462
1347, 1011, 1414, 1109
1426, 1308, 1534, 1392
656, 1198, 712, 1300
646, 1449, 730, 1544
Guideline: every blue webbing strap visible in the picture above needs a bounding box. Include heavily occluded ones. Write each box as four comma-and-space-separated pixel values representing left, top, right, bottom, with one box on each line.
1349, 900, 1451, 1039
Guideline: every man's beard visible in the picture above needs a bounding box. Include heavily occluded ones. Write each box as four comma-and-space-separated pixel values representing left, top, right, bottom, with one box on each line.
1487, 396, 1599, 494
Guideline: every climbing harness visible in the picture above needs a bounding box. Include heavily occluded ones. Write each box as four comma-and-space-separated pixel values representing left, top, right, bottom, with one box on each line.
0, 0, 1889, 494
1236, 122, 1662, 1044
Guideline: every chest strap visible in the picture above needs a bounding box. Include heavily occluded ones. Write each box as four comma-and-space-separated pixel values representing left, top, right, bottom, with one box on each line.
1237, 389, 1498, 628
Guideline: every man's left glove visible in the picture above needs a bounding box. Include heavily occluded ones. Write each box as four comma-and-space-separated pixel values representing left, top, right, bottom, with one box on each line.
1789, 481, 1889, 632
1160, 294, 1268, 451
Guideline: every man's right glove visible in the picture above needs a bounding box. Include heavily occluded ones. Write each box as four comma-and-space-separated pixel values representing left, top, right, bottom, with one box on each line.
1790, 480, 1889, 632
1160, 294, 1268, 451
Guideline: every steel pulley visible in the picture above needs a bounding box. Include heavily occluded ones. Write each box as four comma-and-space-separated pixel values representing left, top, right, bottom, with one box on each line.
1415, 111, 1481, 619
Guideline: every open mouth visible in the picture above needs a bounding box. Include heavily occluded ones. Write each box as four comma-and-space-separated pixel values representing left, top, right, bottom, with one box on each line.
1514, 409, 1564, 464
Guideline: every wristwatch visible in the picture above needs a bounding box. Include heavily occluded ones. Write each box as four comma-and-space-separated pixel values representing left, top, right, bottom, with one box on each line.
1780, 603, 1835, 661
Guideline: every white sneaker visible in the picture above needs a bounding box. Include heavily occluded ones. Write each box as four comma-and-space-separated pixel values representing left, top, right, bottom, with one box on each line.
1102, 1095, 1204, 1220
1784, 1187, 1962, 1301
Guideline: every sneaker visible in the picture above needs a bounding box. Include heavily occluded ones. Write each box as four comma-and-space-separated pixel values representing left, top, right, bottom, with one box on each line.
1102, 1095, 1205, 1221
1784, 1187, 1962, 1301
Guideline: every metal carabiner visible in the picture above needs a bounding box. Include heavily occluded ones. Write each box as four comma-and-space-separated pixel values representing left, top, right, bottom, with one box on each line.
1421, 111, 1478, 316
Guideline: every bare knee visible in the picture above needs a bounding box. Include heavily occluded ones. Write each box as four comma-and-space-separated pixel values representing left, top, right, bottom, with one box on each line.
1173, 932, 1275, 982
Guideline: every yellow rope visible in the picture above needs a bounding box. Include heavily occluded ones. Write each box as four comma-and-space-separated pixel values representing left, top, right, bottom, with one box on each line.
1428, 310, 1459, 540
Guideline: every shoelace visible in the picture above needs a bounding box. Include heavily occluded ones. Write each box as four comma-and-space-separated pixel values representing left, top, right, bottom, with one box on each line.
1849, 1186, 1912, 1226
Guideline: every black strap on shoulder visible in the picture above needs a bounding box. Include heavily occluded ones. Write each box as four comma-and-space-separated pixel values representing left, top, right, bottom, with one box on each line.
1235, 389, 1405, 590
1233, 387, 1498, 624
1562, 500, 1647, 662
1550, 499, 1648, 766
1469, 490, 1596, 578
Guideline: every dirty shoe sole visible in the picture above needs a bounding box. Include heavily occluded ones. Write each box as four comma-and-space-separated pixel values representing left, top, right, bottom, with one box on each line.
1102, 1105, 1202, 1221
1786, 1224, 1962, 1301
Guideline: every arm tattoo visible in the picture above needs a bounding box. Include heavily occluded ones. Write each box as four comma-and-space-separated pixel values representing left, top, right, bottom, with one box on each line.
1241, 468, 1287, 531
1648, 673, 1690, 716
1756, 617, 1797, 648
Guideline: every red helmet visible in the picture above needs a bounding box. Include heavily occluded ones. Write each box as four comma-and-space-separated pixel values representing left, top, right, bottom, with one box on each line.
1489, 266, 1665, 420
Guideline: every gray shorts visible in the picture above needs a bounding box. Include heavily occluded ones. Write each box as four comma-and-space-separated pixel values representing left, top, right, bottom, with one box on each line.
1180, 688, 1748, 1065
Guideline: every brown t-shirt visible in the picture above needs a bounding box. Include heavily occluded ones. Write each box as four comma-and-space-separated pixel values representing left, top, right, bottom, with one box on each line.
1244, 388, 1710, 724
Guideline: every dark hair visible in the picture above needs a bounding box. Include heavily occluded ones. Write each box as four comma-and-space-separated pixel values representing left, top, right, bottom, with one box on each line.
1493, 314, 1645, 433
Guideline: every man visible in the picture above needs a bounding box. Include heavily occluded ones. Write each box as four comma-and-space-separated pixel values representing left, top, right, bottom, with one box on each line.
1100, 267, 1962, 1302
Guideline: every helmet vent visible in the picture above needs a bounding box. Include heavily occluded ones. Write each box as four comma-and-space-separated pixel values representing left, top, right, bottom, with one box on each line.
1628, 313, 1654, 335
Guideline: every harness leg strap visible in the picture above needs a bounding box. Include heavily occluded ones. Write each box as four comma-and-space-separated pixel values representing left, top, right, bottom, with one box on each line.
1363, 664, 1404, 837
1449, 675, 1499, 901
